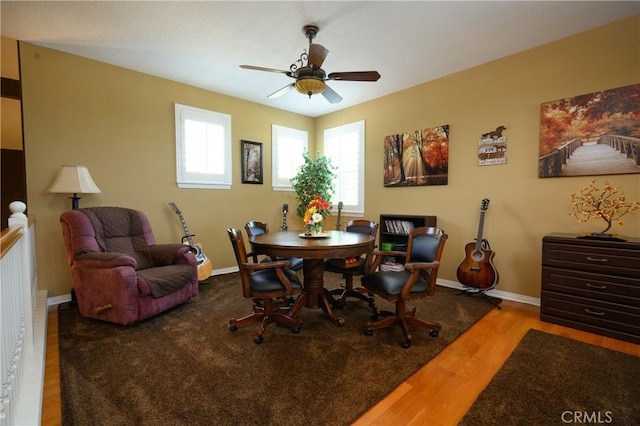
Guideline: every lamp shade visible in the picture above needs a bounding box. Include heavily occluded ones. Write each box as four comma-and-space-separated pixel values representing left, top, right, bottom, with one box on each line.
295, 77, 326, 97
48, 165, 101, 194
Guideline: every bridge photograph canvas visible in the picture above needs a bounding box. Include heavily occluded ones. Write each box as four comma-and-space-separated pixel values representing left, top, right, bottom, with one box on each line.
538, 83, 640, 178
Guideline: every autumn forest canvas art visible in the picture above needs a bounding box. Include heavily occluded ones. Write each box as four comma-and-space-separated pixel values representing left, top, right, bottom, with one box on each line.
384, 124, 449, 187
538, 84, 640, 178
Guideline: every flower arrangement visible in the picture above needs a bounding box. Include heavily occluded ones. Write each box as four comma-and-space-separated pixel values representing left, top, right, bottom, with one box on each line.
303, 195, 331, 235
569, 180, 639, 235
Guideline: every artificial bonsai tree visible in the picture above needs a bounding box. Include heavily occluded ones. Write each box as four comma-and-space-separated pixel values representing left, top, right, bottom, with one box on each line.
569, 179, 639, 236
291, 151, 336, 219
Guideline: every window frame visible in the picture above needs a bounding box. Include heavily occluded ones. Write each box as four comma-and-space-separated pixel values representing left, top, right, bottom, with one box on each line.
271, 124, 309, 191
323, 120, 366, 216
175, 103, 232, 189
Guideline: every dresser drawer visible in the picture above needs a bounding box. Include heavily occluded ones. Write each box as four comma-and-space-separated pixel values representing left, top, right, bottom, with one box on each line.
542, 267, 640, 307
542, 242, 640, 277
541, 291, 640, 341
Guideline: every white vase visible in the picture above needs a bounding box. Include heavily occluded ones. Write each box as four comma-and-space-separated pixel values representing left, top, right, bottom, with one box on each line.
305, 226, 322, 236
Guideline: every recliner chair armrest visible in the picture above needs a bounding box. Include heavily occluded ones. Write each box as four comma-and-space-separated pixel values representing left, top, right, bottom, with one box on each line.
74, 252, 137, 269
148, 244, 193, 266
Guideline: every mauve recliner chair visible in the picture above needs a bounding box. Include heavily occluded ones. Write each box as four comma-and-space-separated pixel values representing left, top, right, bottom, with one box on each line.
60, 206, 198, 325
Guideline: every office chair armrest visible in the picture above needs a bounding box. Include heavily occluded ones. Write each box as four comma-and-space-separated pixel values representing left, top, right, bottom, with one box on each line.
371, 249, 407, 257
404, 260, 440, 272
365, 249, 408, 273
403, 261, 441, 297
241, 260, 298, 294
273, 267, 297, 294
246, 251, 261, 263
242, 259, 292, 271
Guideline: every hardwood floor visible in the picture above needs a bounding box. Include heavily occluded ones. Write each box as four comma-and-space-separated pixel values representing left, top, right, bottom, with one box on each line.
41, 300, 639, 426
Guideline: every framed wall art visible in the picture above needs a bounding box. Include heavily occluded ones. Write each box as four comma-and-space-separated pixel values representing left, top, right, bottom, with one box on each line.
383, 124, 449, 187
478, 126, 507, 166
538, 83, 640, 178
241, 140, 263, 184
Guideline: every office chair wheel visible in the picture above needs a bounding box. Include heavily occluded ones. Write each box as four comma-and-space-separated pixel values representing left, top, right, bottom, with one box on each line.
429, 329, 439, 337
253, 336, 264, 344
230, 324, 238, 332
291, 327, 300, 334
364, 328, 373, 336
401, 340, 411, 349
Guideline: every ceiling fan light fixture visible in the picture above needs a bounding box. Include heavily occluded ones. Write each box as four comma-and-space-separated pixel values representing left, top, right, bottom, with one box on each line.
295, 76, 325, 98
241, 23, 379, 104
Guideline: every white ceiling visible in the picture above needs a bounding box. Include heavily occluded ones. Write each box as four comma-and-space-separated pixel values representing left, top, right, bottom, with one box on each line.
2, 1, 638, 117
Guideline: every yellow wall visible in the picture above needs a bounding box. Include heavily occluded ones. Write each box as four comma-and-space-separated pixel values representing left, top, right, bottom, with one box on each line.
19, 44, 314, 296
1, 36, 20, 79
19, 15, 639, 298
316, 15, 640, 298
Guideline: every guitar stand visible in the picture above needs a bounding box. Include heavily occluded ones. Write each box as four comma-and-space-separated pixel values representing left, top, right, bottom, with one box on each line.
454, 287, 502, 309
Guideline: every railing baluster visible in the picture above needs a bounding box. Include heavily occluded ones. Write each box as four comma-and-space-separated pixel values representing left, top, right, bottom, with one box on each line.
0, 201, 46, 425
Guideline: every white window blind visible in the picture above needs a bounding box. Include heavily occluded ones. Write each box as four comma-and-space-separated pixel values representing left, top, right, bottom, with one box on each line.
272, 124, 308, 191
175, 103, 232, 189
324, 120, 365, 215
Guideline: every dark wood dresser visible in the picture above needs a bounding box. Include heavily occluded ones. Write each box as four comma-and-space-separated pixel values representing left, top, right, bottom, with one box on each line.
541, 233, 640, 344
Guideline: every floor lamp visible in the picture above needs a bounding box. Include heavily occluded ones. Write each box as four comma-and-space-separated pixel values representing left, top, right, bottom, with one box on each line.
48, 165, 101, 209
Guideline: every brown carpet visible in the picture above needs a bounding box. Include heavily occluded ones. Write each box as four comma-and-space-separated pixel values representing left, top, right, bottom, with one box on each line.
58, 272, 499, 426
461, 329, 640, 425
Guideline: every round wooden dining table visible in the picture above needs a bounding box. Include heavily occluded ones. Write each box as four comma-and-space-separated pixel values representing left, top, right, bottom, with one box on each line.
249, 230, 375, 326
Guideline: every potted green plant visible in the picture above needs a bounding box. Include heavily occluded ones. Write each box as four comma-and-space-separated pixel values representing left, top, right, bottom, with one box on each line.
291, 151, 336, 219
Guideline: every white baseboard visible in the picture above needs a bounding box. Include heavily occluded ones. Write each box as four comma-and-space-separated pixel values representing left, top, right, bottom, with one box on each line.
47, 271, 540, 309
48, 293, 72, 307
211, 266, 239, 276
437, 278, 540, 306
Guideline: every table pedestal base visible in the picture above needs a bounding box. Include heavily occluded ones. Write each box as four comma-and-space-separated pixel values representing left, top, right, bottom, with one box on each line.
302, 259, 346, 327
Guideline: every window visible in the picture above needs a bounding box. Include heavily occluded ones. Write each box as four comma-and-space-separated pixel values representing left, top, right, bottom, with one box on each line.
175, 103, 232, 189
324, 120, 365, 216
272, 124, 308, 191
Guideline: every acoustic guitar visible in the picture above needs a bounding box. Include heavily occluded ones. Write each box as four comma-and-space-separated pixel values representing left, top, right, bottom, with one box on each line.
456, 198, 498, 290
168, 202, 213, 281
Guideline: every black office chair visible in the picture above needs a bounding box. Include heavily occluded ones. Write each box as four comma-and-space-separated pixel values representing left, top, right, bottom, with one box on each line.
325, 219, 378, 308
244, 221, 303, 270
227, 228, 305, 344
361, 227, 447, 348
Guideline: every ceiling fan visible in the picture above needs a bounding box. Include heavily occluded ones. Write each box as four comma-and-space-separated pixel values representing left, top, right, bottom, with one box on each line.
240, 24, 381, 104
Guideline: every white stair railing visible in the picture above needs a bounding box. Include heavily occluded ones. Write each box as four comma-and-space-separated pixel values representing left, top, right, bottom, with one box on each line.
0, 201, 47, 426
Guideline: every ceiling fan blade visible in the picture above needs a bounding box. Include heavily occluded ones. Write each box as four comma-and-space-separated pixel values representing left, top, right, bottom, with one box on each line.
321, 84, 343, 104
240, 65, 293, 77
268, 83, 295, 99
308, 44, 329, 69
327, 71, 381, 82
